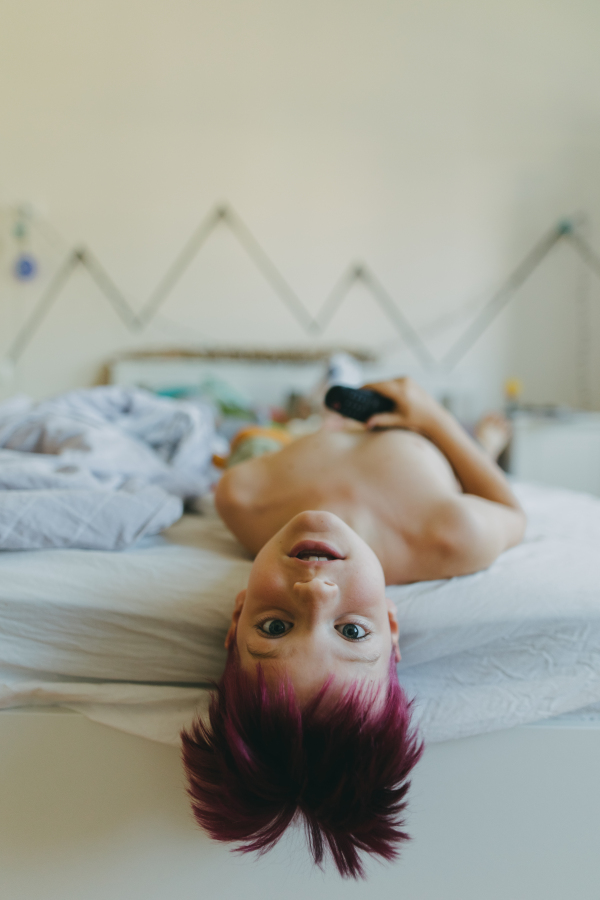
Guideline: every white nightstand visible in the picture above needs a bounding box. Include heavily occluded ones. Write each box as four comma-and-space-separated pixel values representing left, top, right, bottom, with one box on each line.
508, 410, 600, 497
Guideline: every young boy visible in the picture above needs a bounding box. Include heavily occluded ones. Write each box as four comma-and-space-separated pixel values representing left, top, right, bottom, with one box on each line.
182, 378, 525, 877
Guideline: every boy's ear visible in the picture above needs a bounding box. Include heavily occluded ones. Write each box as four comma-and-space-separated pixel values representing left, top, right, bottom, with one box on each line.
386, 598, 401, 663
225, 589, 246, 649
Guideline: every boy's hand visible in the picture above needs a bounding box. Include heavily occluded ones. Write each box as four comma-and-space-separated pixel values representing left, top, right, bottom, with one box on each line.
363, 377, 445, 434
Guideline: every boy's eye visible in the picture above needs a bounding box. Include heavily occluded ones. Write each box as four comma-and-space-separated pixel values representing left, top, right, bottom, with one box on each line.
336, 623, 368, 640
258, 619, 292, 637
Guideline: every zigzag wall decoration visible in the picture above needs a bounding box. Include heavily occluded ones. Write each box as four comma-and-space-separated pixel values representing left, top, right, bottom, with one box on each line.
3, 205, 600, 371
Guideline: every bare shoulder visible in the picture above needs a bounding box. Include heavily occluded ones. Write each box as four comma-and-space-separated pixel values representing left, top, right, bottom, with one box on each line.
214, 457, 266, 518
413, 494, 526, 580
214, 461, 273, 554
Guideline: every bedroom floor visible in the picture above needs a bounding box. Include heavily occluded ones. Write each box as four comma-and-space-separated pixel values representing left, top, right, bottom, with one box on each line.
1, 710, 599, 900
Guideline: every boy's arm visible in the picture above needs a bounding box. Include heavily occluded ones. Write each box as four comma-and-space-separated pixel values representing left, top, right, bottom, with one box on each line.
364, 377, 526, 572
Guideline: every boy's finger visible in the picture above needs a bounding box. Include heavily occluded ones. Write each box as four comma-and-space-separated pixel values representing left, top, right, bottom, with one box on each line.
366, 412, 403, 430
362, 381, 396, 400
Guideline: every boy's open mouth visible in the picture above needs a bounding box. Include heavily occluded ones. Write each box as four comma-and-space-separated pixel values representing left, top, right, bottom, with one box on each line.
288, 540, 345, 561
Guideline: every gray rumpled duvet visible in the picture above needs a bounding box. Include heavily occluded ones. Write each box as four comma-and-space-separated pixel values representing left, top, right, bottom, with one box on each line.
0, 386, 218, 551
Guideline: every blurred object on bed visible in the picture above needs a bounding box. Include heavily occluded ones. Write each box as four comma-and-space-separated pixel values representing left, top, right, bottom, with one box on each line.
108, 347, 378, 448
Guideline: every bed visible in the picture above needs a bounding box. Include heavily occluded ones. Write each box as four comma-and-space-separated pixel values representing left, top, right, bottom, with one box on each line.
1, 481, 600, 746
2, 352, 600, 898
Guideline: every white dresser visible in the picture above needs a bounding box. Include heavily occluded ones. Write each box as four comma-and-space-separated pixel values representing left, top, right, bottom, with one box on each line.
509, 410, 600, 497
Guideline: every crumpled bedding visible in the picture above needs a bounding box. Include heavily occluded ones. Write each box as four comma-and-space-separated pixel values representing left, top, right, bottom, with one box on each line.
0, 482, 599, 746
0, 387, 217, 550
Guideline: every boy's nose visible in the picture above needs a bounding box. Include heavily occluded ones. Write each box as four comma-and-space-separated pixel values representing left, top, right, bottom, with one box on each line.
293, 578, 338, 605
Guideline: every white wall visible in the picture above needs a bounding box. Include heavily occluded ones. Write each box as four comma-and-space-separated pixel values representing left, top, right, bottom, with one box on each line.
1, 0, 600, 413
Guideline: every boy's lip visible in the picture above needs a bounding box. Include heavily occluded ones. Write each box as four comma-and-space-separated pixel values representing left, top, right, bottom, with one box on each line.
288, 540, 345, 562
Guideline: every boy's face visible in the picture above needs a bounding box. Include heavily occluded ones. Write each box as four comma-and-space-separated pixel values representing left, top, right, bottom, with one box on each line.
226, 511, 400, 703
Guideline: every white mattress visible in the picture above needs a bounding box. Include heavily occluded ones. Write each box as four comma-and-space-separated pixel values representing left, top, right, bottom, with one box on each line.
0, 508, 251, 684
1, 482, 600, 745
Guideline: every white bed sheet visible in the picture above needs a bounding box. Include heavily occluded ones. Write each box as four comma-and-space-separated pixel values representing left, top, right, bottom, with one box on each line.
1, 482, 600, 745
0, 509, 249, 683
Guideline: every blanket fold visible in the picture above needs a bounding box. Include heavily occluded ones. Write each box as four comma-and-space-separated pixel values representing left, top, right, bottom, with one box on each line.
0, 386, 217, 551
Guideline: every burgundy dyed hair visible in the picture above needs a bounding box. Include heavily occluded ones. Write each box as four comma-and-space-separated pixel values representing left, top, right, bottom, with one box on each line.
181, 650, 423, 878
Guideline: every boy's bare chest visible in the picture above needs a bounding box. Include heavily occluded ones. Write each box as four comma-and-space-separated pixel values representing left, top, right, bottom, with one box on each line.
224, 429, 458, 563
265, 428, 454, 500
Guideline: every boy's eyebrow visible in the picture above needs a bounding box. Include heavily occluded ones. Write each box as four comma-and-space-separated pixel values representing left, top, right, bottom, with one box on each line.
338, 652, 381, 665
246, 645, 282, 660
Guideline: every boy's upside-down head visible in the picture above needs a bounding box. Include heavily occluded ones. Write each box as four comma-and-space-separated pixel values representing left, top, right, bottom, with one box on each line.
182, 510, 422, 878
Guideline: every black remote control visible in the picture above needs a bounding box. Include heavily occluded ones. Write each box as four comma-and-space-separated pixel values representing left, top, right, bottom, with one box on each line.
324, 385, 395, 422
